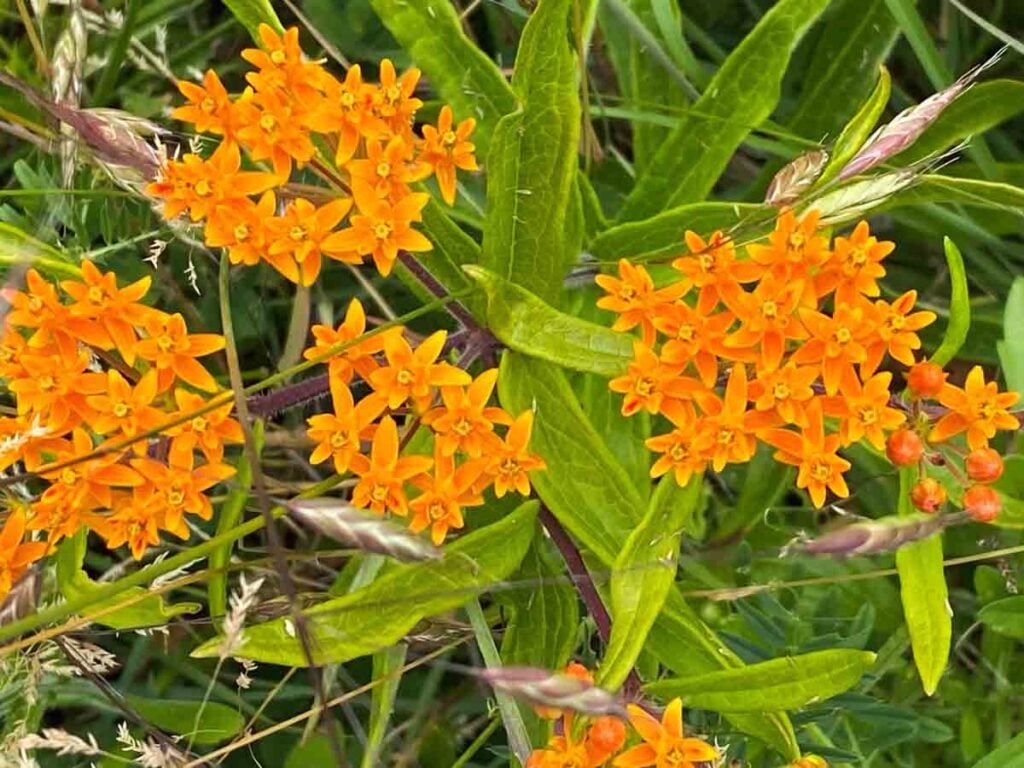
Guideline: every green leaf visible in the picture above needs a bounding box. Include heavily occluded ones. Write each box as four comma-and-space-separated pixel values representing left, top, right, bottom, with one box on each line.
125, 696, 245, 745
480, 0, 581, 304
191, 502, 538, 665
498, 353, 798, 757
0, 222, 80, 277
895, 467, 951, 695
208, 423, 261, 617
397, 200, 479, 313
644, 649, 876, 712
223, 0, 284, 40
368, 0, 516, 156
362, 645, 407, 768
715, 444, 794, 540
788, 0, 899, 142
897, 80, 1024, 164
972, 730, 1024, 768
56, 531, 199, 630
616, 0, 829, 221
816, 66, 892, 188
464, 265, 631, 376
930, 237, 969, 367
978, 596, 1024, 640
590, 202, 762, 264
599, 475, 703, 691
881, 0, 948, 90
895, 175, 1024, 212
998, 277, 1024, 394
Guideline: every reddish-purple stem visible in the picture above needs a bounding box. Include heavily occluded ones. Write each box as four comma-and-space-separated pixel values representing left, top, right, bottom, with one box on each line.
398, 251, 477, 330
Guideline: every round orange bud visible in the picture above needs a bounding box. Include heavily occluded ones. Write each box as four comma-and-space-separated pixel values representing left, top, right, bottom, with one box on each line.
906, 362, 946, 399
963, 485, 1001, 523
965, 447, 1004, 484
587, 716, 626, 754
886, 429, 924, 466
911, 477, 947, 513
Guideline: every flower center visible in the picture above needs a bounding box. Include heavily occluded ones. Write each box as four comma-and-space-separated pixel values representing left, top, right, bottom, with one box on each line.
167, 488, 186, 507
384, 85, 401, 102
39, 376, 55, 391
194, 179, 212, 197
233, 223, 251, 242
858, 406, 877, 425
191, 416, 208, 432
259, 113, 277, 132
330, 431, 349, 449
200, 97, 216, 113
810, 460, 831, 482
669, 444, 688, 461
617, 284, 637, 301
885, 313, 906, 332
396, 368, 414, 385
270, 49, 287, 65
87, 285, 105, 304
698, 252, 716, 271
788, 231, 805, 253
442, 130, 457, 146
762, 301, 779, 319
112, 402, 130, 418
834, 327, 852, 344
28, 296, 43, 312
60, 468, 78, 485
677, 324, 696, 342
500, 458, 520, 476
373, 222, 392, 240
341, 92, 356, 108
370, 484, 389, 503
635, 377, 655, 397
156, 334, 175, 352
453, 417, 473, 436
428, 502, 447, 521
773, 382, 791, 401
717, 427, 735, 446
375, 161, 391, 178
848, 245, 868, 268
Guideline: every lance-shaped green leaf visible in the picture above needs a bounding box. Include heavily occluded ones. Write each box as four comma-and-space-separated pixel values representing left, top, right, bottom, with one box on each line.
816, 66, 892, 188
192, 502, 538, 665
788, 0, 899, 143
590, 203, 762, 264
57, 530, 199, 630
498, 353, 798, 757
930, 238, 969, 367
973, 731, 1024, 768
644, 649, 876, 712
616, 0, 829, 221
895, 467, 951, 695
998, 277, 1024, 395
465, 265, 631, 376
0, 222, 80, 277
367, 0, 516, 156
598, 474, 703, 691
362, 645, 407, 768
125, 696, 245, 745
480, 0, 581, 304
978, 596, 1024, 640
223, 0, 283, 39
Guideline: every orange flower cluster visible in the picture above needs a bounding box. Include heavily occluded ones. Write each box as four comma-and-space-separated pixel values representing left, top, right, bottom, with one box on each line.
0, 263, 241, 595
527, 665, 716, 768
599, 210, 944, 508
303, 299, 545, 544
148, 25, 478, 286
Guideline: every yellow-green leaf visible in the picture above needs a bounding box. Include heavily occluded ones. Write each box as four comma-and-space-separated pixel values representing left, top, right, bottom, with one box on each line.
223, 0, 284, 39
816, 66, 892, 188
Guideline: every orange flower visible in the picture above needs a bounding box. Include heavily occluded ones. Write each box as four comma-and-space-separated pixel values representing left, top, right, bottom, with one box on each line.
368, 330, 471, 411
348, 136, 424, 201
672, 230, 760, 312
242, 24, 328, 102
373, 59, 423, 138
647, 426, 707, 487
350, 415, 433, 516
483, 411, 546, 498
408, 453, 485, 544
307, 65, 386, 165
422, 369, 511, 457
613, 700, 717, 768
815, 220, 892, 306
609, 342, 700, 418
135, 312, 225, 392
322, 191, 432, 276
692, 364, 759, 471
303, 298, 390, 384
791, 303, 874, 395
862, 290, 936, 375
763, 399, 850, 508
166, 388, 244, 465
748, 362, 820, 427
2, 268, 75, 355
655, 304, 734, 387
596, 259, 688, 346
307, 382, 386, 474
0, 508, 48, 601
92, 494, 161, 560
60, 260, 154, 364
85, 370, 164, 446
721, 275, 807, 372
746, 207, 830, 293
235, 89, 316, 177
8, 351, 106, 430
0, 328, 29, 380
129, 454, 235, 538
265, 197, 355, 286
172, 69, 234, 135
930, 366, 1019, 449
0, 415, 66, 472
418, 105, 478, 205
823, 370, 906, 449
205, 191, 276, 267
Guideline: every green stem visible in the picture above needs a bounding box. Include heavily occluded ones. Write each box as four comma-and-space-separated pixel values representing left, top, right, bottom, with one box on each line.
450, 717, 501, 768
465, 599, 532, 766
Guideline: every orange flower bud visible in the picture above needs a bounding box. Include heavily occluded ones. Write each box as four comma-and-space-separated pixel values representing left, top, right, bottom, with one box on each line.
587, 715, 626, 754
906, 362, 946, 399
963, 485, 1001, 523
965, 447, 1004, 484
886, 429, 924, 466
911, 477, 947, 513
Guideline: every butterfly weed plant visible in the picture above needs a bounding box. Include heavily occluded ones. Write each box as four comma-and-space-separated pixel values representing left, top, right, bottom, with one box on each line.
0, 1, 1023, 766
